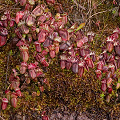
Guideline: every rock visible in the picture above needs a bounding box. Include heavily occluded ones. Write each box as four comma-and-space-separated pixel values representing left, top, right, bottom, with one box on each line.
77, 114, 90, 120
57, 112, 63, 119
64, 111, 70, 115
62, 115, 69, 120
49, 113, 57, 120
69, 112, 77, 120
69, 115, 74, 120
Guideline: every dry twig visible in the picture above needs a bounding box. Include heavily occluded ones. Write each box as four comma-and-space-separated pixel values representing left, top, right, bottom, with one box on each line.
73, 0, 86, 10
5, 54, 10, 89
85, 9, 112, 23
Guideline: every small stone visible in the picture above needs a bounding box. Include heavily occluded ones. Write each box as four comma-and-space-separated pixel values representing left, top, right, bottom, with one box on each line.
77, 114, 90, 120
69, 115, 74, 120
62, 115, 69, 120
37, 116, 42, 120
64, 111, 70, 115
50, 114, 56, 119
57, 112, 63, 119
15, 114, 22, 120
69, 112, 76, 120
23, 116, 26, 120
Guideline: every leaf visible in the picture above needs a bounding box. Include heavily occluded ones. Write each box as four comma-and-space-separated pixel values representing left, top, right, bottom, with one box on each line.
16, 65, 20, 70
22, 34, 26, 38
9, 50, 13, 56
112, 10, 116, 14
100, 93, 105, 98
118, 77, 120, 83
37, 90, 40, 96
44, 8, 49, 12
75, 23, 85, 32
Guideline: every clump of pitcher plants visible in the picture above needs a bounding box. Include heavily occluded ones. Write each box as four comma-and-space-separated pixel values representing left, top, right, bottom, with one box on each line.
1, 0, 120, 111
0, 10, 15, 46
96, 28, 120, 102
1, 69, 21, 109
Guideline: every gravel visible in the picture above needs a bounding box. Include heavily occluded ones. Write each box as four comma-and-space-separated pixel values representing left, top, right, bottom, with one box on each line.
10, 106, 112, 120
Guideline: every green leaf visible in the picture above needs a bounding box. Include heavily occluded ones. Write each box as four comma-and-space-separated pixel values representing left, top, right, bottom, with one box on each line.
22, 34, 26, 38
76, 53, 79, 56
16, 65, 20, 70
37, 90, 40, 96
75, 23, 85, 32
112, 10, 116, 14
9, 50, 13, 56
118, 77, 120, 83
100, 93, 105, 98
